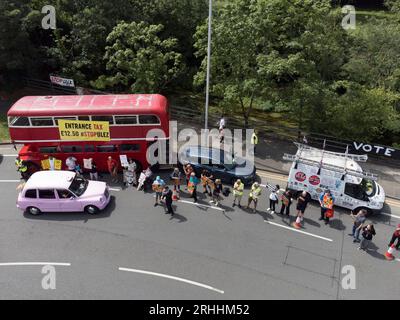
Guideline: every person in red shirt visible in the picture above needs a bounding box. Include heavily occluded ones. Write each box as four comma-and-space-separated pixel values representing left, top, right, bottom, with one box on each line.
388, 224, 400, 250
107, 156, 118, 183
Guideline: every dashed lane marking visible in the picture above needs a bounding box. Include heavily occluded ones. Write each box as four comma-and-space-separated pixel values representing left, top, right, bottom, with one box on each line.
1, 154, 18, 157
118, 267, 224, 294
264, 220, 333, 242
0, 262, 71, 266
379, 212, 400, 220
0, 180, 20, 183
177, 199, 225, 212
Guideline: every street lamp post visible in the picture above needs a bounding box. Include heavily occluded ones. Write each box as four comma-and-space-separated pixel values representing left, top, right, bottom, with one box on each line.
204, 0, 212, 130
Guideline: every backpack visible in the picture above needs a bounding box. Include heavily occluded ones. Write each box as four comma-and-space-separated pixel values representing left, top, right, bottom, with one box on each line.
222, 187, 231, 197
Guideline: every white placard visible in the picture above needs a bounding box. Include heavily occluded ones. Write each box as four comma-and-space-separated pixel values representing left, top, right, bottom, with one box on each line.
83, 158, 92, 170
119, 155, 129, 167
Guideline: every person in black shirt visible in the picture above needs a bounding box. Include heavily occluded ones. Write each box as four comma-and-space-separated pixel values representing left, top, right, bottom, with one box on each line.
358, 224, 376, 251
279, 189, 292, 216
162, 186, 174, 215
296, 191, 311, 222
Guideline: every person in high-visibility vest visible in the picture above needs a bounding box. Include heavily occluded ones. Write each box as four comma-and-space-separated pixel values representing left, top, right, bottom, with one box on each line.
15, 157, 28, 180
251, 130, 259, 154
319, 189, 335, 225
232, 179, 244, 208
152, 176, 165, 207
247, 182, 261, 213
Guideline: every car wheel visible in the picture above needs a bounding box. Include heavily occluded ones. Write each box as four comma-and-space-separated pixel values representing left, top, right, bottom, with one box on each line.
27, 206, 42, 216
85, 205, 99, 215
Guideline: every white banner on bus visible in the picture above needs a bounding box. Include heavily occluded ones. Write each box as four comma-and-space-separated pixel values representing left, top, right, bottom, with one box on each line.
50, 75, 75, 88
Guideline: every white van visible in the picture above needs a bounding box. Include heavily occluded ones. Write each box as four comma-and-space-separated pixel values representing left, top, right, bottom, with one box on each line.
283, 143, 386, 214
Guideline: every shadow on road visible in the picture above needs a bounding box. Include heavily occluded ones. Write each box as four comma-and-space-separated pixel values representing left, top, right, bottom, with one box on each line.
23, 196, 116, 221
365, 243, 386, 260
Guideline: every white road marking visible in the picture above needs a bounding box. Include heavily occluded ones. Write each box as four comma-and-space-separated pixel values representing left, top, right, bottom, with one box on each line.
0, 262, 71, 266
177, 199, 225, 212
380, 212, 400, 220
109, 187, 122, 191
1, 154, 18, 157
264, 220, 333, 242
118, 267, 224, 294
0, 180, 20, 183
396, 259, 400, 263
153, 195, 225, 212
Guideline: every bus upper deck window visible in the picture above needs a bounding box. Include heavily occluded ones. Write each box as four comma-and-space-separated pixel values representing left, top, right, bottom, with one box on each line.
115, 116, 137, 125
9, 116, 30, 126
54, 117, 77, 126
31, 117, 54, 126
92, 116, 114, 124
138, 115, 160, 124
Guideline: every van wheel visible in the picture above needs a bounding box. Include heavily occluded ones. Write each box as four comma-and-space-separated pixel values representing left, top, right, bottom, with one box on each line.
85, 205, 99, 215
27, 206, 42, 216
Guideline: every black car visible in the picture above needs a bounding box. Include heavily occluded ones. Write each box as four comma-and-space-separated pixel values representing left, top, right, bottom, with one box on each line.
179, 146, 256, 186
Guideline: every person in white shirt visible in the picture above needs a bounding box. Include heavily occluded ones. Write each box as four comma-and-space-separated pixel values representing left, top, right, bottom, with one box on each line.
49, 156, 56, 171
66, 156, 77, 171
218, 115, 225, 132
268, 185, 280, 214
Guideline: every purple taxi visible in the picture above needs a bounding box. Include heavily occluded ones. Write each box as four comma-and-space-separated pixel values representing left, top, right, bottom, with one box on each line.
17, 171, 111, 215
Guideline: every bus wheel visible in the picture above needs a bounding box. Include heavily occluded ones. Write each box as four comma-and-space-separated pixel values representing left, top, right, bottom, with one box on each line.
27, 206, 42, 216
85, 205, 99, 215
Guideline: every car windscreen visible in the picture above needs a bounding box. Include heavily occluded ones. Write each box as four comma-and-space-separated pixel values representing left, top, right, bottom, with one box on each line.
361, 178, 376, 197
68, 175, 88, 197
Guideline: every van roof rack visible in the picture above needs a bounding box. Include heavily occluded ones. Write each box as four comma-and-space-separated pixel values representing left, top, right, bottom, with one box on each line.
283, 142, 379, 181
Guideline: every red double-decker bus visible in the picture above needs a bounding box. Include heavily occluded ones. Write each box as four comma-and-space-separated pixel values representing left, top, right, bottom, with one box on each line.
7, 94, 169, 173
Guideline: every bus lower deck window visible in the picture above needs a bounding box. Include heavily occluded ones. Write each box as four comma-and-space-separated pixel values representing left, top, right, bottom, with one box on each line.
62, 145, 83, 153
39, 146, 58, 154
85, 145, 95, 152
97, 145, 117, 152
120, 144, 140, 151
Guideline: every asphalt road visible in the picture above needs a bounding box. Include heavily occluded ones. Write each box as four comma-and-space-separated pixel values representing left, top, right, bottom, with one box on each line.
0, 146, 400, 299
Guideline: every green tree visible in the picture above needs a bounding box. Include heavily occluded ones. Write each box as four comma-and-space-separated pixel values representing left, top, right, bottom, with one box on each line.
92, 21, 184, 93
194, 0, 349, 129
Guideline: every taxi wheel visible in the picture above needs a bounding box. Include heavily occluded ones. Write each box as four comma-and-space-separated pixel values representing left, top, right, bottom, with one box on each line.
27, 206, 42, 216
85, 205, 99, 215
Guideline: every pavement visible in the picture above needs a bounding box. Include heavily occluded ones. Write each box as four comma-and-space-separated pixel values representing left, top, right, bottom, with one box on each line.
1, 145, 400, 299
174, 121, 400, 200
